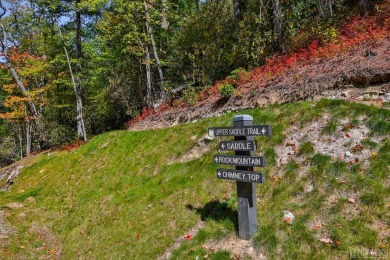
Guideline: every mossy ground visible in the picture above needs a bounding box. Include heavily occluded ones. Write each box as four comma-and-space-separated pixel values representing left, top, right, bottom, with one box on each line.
0, 99, 389, 259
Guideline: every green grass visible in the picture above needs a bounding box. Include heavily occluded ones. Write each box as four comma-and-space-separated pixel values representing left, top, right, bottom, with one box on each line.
298, 141, 315, 156
0, 100, 389, 259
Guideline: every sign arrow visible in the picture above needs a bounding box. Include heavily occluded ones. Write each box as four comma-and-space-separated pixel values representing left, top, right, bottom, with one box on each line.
214, 155, 266, 167
208, 125, 272, 136
217, 171, 221, 177
219, 140, 257, 151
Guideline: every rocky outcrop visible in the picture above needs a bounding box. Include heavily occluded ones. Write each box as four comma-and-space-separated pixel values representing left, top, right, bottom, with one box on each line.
0, 165, 24, 192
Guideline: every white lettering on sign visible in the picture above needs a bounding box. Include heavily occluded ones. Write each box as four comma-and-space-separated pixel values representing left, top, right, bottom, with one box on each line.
217, 169, 264, 183
226, 142, 252, 150
214, 155, 265, 167
209, 125, 271, 136
215, 128, 228, 135
228, 128, 246, 136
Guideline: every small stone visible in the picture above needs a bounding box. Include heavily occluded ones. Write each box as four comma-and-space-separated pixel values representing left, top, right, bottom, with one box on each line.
17, 212, 26, 218
26, 197, 36, 203
197, 140, 206, 146
345, 151, 353, 158
305, 185, 314, 193
6, 202, 24, 209
382, 93, 390, 102
283, 211, 295, 224
256, 96, 269, 107
204, 135, 214, 141
341, 90, 352, 98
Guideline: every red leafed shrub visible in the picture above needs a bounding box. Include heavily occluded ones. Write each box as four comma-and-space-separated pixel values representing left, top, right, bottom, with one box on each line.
128, 107, 156, 126
128, 103, 173, 126
129, 5, 390, 125
227, 11, 388, 90
157, 103, 170, 113
59, 140, 85, 152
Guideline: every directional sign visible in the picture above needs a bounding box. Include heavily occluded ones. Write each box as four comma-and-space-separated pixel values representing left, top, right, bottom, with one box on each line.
208, 125, 272, 137
214, 155, 266, 167
217, 169, 265, 183
219, 140, 257, 151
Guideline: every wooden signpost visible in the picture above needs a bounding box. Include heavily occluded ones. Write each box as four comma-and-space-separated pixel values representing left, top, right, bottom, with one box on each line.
209, 115, 272, 240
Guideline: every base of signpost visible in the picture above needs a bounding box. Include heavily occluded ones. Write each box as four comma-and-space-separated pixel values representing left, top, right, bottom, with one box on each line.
237, 181, 258, 240
234, 114, 258, 240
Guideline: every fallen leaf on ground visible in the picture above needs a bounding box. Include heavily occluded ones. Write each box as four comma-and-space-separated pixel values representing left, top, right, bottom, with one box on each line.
286, 142, 296, 147
347, 198, 355, 203
313, 224, 322, 230
272, 176, 282, 182
319, 238, 333, 244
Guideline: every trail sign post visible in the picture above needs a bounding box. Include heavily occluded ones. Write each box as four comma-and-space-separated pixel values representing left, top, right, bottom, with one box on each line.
209, 115, 272, 240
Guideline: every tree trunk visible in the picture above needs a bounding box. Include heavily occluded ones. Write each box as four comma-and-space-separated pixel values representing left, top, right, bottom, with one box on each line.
145, 46, 152, 107
145, 1, 164, 88
26, 119, 31, 155
161, 0, 169, 29
274, 0, 283, 51
259, 0, 263, 21
75, 0, 87, 142
233, 0, 245, 21
360, 0, 370, 17
327, 0, 333, 16
18, 124, 23, 159
195, 0, 199, 11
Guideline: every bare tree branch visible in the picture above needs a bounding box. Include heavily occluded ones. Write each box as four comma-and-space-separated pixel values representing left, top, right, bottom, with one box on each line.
0, 0, 6, 19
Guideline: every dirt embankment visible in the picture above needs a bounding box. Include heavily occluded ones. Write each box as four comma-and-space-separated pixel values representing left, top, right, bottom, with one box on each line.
129, 37, 390, 131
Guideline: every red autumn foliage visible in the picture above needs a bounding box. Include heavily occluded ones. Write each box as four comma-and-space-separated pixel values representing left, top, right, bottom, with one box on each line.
195, 11, 389, 102
129, 6, 390, 125
128, 104, 172, 127
183, 234, 192, 240
247, 13, 389, 83
59, 140, 86, 152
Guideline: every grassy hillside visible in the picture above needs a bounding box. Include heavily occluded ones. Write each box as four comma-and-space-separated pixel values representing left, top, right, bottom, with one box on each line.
0, 99, 389, 259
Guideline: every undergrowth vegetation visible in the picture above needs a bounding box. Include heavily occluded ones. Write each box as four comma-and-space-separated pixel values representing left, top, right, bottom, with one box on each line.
0, 100, 389, 259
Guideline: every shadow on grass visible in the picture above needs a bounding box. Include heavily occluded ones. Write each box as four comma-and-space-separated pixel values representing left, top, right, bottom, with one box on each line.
186, 200, 238, 231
